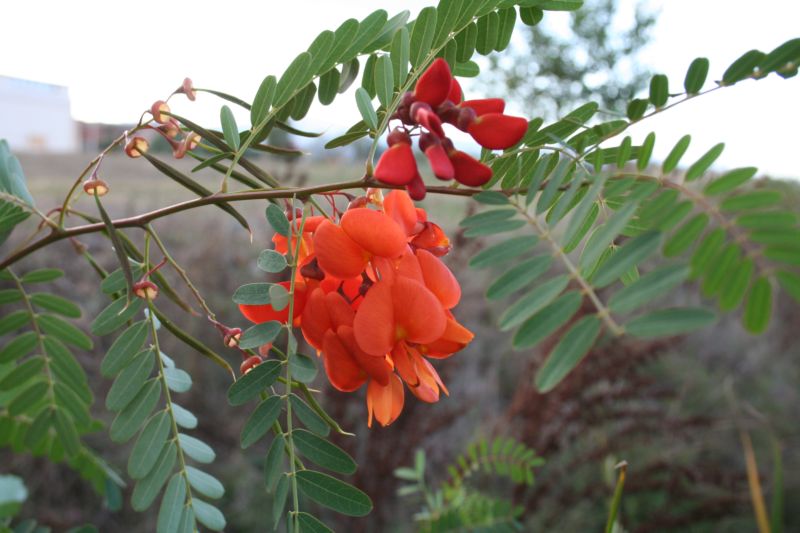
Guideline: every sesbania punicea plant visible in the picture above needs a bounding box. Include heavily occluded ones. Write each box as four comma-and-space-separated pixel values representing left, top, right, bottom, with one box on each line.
0, 1, 798, 531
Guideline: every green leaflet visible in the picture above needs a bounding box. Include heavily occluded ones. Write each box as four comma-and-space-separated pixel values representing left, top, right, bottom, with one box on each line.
296, 470, 373, 517
240, 396, 282, 449
535, 315, 601, 392
625, 307, 717, 338
293, 429, 357, 474
227, 360, 282, 405
512, 291, 583, 349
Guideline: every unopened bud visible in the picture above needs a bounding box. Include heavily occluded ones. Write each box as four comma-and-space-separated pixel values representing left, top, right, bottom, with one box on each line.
387, 128, 411, 147
83, 178, 109, 197
240, 355, 263, 375
125, 136, 149, 158
133, 280, 159, 300
223, 328, 242, 348
181, 78, 196, 101
456, 106, 477, 131
150, 100, 171, 124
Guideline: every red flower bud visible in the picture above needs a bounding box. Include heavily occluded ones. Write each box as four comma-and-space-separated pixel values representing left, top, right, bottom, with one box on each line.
133, 280, 159, 301
240, 355, 263, 375
461, 98, 506, 116
456, 107, 477, 131
436, 100, 461, 124
125, 136, 149, 158
387, 128, 411, 147
374, 143, 418, 186
467, 113, 529, 150
448, 150, 493, 186
406, 172, 427, 201
411, 103, 445, 139
423, 143, 455, 181
414, 58, 453, 107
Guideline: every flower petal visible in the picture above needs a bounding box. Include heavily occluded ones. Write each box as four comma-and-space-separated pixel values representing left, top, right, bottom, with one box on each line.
300, 287, 331, 350
374, 143, 418, 185
461, 98, 505, 116
313, 220, 369, 279
322, 330, 367, 392
353, 280, 395, 356
341, 208, 407, 258
424, 143, 455, 180
424, 317, 474, 358
467, 113, 529, 149
410, 221, 451, 256
447, 78, 463, 104
239, 281, 306, 324
416, 249, 461, 308
413, 58, 452, 107
392, 277, 447, 345
338, 326, 391, 386
392, 342, 419, 387
449, 150, 493, 186
406, 172, 427, 201
384, 190, 422, 236
414, 107, 446, 138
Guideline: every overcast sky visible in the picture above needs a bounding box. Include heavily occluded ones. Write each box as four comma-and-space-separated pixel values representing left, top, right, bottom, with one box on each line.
3, 1, 798, 177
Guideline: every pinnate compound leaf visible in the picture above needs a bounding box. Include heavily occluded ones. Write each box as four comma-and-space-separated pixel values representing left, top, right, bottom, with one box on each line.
535, 315, 601, 392
296, 470, 373, 517
625, 307, 716, 338
240, 396, 282, 449
293, 429, 357, 474
227, 359, 282, 405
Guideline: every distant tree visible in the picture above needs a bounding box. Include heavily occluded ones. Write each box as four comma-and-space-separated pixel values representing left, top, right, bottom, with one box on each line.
485, 0, 657, 119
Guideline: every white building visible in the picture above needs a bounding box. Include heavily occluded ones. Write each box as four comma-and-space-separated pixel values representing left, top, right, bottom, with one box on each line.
0, 76, 78, 153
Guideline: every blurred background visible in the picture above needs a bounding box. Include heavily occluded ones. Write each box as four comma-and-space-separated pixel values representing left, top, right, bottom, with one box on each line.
1, 0, 799, 531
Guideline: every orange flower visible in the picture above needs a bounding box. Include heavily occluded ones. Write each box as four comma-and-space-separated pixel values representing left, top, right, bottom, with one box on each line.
238, 191, 474, 427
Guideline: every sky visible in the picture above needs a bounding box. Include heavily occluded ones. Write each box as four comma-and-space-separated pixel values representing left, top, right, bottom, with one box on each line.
2, 0, 799, 177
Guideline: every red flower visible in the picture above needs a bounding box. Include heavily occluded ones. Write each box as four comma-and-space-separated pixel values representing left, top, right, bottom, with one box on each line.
467, 113, 529, 150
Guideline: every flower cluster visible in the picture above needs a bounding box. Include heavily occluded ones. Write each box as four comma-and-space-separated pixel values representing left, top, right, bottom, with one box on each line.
238, 191, 473, 427
374, 58, 529, 199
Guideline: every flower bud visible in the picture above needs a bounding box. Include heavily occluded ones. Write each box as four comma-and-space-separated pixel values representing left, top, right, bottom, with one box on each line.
223, 327, 242, 348
456, 106, 477, 131
133, 280, 159, 301
150, 100, 171, 124
387, 128, 411, 147
181, 77, 196, 101
125, 136, 149, 158
240, 355, 263, 375
83, 178, 109, 197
